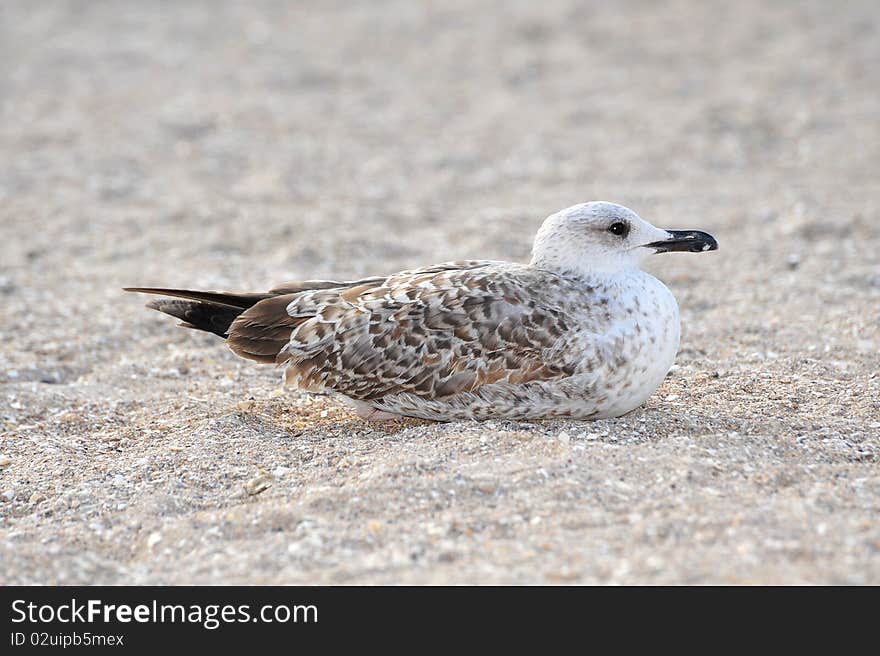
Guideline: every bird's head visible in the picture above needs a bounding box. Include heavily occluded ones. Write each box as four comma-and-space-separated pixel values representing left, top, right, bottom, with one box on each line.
530, 201, 718, 277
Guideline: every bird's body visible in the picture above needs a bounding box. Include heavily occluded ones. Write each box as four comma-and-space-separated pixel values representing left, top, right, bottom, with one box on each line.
127, 202, 716, 421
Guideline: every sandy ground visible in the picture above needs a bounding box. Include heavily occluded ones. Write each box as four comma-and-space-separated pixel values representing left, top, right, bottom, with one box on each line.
1, 0, 878, 585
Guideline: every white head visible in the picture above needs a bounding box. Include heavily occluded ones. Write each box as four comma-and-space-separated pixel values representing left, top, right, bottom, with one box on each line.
530, 201, 717, 277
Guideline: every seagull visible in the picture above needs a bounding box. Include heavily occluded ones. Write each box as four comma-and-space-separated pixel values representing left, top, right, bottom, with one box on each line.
126, 202, 717, 421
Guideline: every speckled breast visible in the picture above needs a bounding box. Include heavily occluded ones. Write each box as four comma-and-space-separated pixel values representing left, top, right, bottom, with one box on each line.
572, 271, 681, 418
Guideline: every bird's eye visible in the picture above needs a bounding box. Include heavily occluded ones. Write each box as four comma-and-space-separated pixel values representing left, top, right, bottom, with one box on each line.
607, 222, 629, 237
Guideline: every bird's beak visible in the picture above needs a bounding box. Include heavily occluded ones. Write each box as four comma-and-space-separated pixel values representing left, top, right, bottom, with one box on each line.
645, 230, 718, 253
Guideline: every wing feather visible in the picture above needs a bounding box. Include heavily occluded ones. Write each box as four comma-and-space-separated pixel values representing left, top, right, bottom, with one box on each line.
275, 262, 579, 400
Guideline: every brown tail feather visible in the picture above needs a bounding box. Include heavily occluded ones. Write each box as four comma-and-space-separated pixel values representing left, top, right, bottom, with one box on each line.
125, 287, 302, 363
125, 287, 276, 340
227, 294, 303, 363
143, 299, 243, 338
123, 287, 272, 309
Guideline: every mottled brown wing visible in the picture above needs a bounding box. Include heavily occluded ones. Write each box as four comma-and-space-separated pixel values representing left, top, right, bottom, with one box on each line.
277, 262, 576, 401
226, 276, 386, 363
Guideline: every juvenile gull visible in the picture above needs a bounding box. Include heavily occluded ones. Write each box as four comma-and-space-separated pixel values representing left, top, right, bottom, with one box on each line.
126, 202, 717, 421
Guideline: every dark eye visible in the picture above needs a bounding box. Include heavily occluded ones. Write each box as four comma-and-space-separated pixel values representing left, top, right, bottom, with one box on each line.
608, 221, 629, 237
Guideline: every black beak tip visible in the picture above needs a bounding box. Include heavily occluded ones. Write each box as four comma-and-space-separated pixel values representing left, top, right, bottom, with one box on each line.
689, 232, 718, 252
649, 230, 718, 253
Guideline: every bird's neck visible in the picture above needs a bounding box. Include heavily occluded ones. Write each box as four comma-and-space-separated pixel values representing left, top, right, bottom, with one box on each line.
529, 251, 640, 281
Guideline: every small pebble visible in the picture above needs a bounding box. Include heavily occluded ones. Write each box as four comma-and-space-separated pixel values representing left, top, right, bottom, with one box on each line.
244, 470, 272, 496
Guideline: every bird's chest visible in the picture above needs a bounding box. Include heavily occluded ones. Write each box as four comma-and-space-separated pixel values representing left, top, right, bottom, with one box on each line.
611, 278, 680, 410
561, 274, 681, 416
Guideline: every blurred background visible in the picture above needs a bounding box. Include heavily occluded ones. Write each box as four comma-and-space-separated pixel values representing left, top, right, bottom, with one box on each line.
1, 1, 878, 584
3, 0, 877, 283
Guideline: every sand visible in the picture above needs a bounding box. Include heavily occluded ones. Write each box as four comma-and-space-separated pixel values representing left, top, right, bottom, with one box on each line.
1, 0, 878, 584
